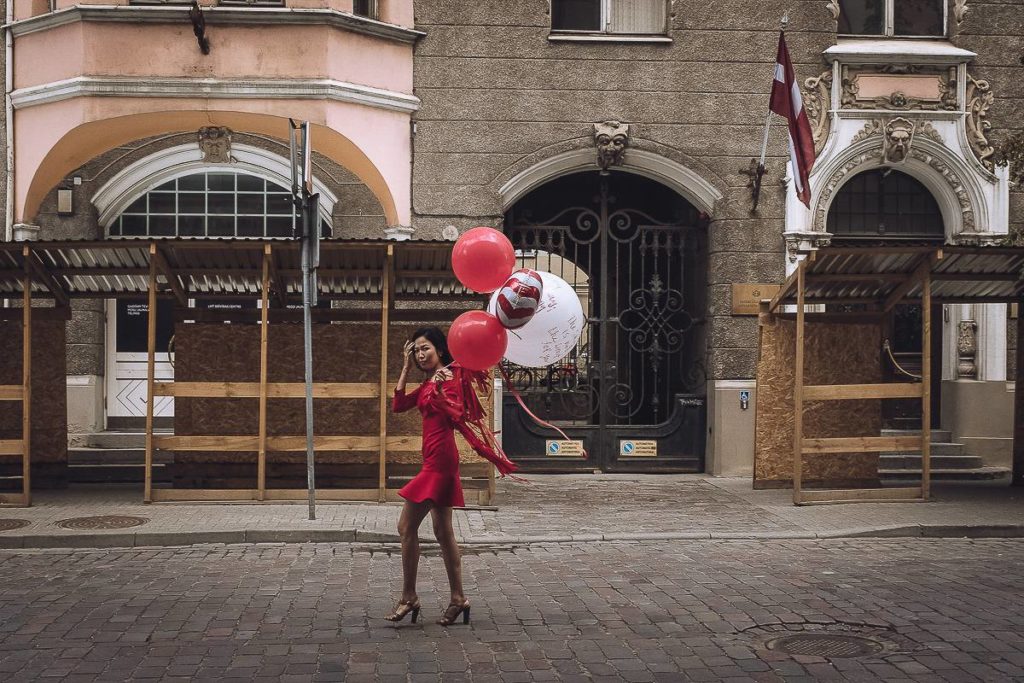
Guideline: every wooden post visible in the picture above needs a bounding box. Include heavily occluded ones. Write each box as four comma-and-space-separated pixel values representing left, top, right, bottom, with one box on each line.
920, 271, 932, 500
793, 262, 805, 505
258, 245, 271, 501
1014, 300, 1024, 487
144, 244, 157, 503
378, 244, 393, 503
22, 248, 32, 506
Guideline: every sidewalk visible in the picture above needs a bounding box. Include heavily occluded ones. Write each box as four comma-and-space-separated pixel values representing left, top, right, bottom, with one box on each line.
1, 474, 1023, 549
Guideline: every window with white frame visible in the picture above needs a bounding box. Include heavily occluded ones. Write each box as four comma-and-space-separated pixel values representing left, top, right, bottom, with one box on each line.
838, 0, 945, 37
551, 0, 667, 35
109, 172, 300, 239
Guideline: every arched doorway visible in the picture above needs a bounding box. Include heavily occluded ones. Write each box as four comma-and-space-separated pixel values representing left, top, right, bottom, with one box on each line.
826, 168, 945, 429
103, 169, 329, 422
501, 171, 708, 472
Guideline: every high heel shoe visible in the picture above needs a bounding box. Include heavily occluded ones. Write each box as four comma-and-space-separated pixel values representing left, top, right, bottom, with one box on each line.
384, 598, 421, 623
437, 600, 470, 626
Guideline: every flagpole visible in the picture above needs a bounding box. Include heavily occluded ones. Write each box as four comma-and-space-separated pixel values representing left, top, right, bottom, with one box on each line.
750, 13, 789, 212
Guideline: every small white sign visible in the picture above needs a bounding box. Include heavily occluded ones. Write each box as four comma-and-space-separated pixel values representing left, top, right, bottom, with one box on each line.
546, 440, 585, 456
620, 440, 658, 457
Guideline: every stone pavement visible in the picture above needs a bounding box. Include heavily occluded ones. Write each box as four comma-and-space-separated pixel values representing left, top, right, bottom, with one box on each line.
1, 538, 1023, 681
1, 475, 1023, 549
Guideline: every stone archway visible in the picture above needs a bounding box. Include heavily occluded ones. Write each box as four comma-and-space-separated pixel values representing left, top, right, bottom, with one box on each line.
498, 147, 724, 217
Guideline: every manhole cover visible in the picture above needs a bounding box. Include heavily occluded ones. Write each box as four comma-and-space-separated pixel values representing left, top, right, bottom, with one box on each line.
767, 633, 884, 658
0, 519, 30, 532
55, 515, 148, 530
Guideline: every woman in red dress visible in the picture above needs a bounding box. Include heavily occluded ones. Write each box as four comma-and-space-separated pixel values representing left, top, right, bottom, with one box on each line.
384, 326, 517, 626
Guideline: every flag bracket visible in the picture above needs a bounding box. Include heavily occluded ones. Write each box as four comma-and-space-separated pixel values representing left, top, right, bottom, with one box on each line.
740, 159, 768, 213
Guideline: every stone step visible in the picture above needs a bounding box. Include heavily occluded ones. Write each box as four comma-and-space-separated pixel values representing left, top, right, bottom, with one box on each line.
67, 447, 171, 484
879, 442, 965, 457
68, 447, 173, 465
881, 467, 1011, 484
84, 430, 170, 450
879, 454, 984, 470
881, 428, 953, 442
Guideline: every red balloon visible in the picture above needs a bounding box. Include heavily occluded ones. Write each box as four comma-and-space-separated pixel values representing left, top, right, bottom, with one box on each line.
451, 227, 516, 293
448, 311, 508, 371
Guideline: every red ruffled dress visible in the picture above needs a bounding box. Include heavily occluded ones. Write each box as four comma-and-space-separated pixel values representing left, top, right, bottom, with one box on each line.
392, 365, 518, 508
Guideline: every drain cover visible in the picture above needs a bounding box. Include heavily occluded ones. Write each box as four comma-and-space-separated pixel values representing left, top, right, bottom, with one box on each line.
0, 519, 30, 532
768, 633, 884, 658
55, 515, 148, 530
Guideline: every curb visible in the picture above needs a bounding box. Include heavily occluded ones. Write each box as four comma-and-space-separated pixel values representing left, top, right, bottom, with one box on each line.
1, 525, 1024, 550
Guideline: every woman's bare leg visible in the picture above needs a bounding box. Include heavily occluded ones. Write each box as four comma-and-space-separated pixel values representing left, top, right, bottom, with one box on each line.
397, 500, 432, 602
430, 506, 466, 605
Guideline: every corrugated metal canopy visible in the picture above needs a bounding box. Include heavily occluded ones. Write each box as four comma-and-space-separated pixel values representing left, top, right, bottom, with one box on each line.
770, 245, 1024, 310
0, 238, 481, 303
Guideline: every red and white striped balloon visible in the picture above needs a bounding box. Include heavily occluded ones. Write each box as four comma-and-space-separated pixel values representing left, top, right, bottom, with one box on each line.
492, 269, 544, 330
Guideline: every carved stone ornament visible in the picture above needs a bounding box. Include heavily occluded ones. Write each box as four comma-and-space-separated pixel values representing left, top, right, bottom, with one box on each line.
851, 120, 884, 145
813, 148, 976, 233
785, 231, 832, 263
965, 75, 994, 170
851, 119, 943, 150
840, 66, 957, 112
826, 0, 839, 21
882, 117, 916, 164
840, 67, 859, 107
593, 121, 629, 173
939, 68, 958, 110
957, 319, 977, 379
198, 126, 232, 163
918, 122, 945, 146
954, 0, 969, 26
803, 70, 832, 155
995, 131, 1024, 185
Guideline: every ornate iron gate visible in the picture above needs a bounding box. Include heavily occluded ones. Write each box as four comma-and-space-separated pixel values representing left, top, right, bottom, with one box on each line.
501, 172, 707, 471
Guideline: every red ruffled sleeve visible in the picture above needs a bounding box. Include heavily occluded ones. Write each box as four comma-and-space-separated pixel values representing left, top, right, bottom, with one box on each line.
428, 366, 520, 477
392, 384, 422, 413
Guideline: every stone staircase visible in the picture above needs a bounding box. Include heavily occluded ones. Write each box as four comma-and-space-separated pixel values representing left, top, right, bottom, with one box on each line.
68, 428, 173, 484
879, 429, 1011, 485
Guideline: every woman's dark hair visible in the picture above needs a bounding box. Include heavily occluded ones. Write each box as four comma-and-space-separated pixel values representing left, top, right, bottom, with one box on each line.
410, 326, 454, 367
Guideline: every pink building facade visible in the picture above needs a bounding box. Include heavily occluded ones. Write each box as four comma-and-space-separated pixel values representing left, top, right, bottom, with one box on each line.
9, 0, 420, 434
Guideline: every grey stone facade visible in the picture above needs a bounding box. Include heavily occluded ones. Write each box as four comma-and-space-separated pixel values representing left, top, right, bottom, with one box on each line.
409, 0, 1023, 384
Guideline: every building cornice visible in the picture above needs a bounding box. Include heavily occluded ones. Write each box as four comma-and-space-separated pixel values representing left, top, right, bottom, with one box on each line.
7, 5, 425, 43
11, 75, 420, 113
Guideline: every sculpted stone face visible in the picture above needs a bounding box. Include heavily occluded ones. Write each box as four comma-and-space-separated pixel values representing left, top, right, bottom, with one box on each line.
593, 121, 630, 171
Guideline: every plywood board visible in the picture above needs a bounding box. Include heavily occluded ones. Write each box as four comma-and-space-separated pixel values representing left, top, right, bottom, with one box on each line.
754, 315, 882, 488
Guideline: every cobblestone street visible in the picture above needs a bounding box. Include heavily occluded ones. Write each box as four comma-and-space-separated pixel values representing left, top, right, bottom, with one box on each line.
1, 538, 1023, 682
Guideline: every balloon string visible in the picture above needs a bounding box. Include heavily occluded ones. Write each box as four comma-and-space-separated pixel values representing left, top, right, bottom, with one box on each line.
498, 365, 588, 459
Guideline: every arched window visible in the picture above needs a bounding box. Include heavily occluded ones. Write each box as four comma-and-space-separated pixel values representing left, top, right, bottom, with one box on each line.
827, 169, 944, 240
109, 171, 296, 238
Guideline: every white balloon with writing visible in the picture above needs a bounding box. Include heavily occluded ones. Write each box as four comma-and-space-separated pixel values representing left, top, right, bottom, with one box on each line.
488, 270, 584, 368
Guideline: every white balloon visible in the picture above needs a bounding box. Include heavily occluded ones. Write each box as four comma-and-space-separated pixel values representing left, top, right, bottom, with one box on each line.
488, 271, 584, 368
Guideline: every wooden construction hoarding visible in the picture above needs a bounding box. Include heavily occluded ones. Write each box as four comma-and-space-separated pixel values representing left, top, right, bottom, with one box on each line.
760, 245, 1024, 505
0, 239, 496, 507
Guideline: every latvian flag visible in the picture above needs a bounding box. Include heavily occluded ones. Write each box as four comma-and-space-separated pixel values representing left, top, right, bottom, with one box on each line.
769, 32, 816, 208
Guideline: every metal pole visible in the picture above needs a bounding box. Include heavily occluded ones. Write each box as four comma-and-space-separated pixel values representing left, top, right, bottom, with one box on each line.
302, 195, 316, 520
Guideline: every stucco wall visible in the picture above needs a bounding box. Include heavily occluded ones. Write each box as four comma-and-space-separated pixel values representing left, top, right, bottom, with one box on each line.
30, 131, 387, 378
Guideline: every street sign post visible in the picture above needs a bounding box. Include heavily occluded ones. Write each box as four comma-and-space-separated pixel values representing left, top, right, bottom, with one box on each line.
290, 120, 319, 521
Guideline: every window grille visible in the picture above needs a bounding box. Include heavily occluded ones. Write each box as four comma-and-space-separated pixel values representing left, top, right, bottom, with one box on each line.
110, 172, 298, 239
827, 169, 944, 239
551, 0, 666, 35
838, 0, 945, 37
